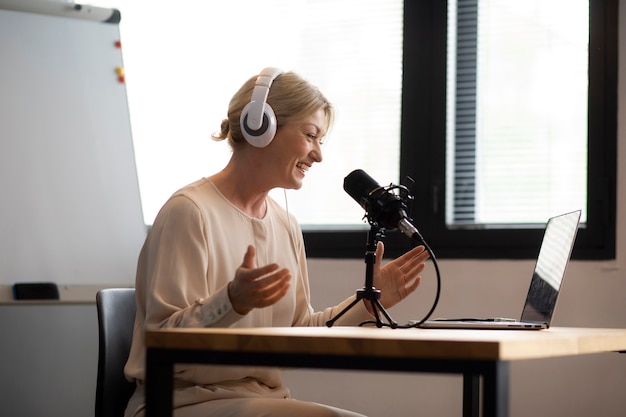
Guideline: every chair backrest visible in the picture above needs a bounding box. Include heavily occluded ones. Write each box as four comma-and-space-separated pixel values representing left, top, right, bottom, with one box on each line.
95, 288, 137, 417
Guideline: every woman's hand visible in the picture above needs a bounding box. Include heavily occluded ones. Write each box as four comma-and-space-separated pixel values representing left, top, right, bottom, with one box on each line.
228, 245, 292, 315
370, 242, 429, 310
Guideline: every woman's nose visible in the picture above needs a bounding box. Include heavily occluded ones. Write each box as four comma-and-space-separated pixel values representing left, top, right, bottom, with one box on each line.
311, 142, 323, 163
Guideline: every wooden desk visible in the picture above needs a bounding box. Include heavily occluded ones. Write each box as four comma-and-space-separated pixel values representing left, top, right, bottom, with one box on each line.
144, 326, 626, 417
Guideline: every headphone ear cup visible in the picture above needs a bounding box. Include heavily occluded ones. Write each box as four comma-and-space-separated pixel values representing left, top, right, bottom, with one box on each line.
240, 102, 277, 147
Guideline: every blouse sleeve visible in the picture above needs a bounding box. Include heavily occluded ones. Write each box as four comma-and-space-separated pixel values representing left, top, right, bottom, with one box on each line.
138, 195, 244, 329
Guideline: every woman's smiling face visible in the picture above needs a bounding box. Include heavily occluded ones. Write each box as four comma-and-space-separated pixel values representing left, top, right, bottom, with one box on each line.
263, 108, 327, 190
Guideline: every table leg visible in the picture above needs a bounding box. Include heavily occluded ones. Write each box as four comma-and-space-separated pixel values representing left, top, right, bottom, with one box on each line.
463, 372, 480, 417
145, 348, 174, 417
481, 361, 510, 417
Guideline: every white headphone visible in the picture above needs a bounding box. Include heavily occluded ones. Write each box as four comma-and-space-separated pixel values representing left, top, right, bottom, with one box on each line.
240, 67, 283, 147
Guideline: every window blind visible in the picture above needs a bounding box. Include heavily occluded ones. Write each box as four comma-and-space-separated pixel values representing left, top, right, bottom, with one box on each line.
447, 0, 589, 226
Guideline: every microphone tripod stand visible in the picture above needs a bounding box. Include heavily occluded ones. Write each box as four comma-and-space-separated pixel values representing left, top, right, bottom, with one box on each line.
326, 224, 398, 328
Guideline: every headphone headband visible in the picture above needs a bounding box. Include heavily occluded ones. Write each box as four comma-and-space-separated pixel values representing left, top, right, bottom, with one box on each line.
246, 67, 282, 130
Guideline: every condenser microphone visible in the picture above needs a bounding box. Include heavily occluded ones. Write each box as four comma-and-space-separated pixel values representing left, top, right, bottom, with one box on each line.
343, 169, 422, 240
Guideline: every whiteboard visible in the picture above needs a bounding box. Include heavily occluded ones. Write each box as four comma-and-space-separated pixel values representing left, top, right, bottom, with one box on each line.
0, 1, 146, 286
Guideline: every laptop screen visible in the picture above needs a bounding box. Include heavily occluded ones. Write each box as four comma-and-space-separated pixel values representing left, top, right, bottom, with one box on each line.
520, 210, 581, 323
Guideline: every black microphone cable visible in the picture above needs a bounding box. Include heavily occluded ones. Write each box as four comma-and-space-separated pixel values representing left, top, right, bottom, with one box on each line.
399, 230, 441, 329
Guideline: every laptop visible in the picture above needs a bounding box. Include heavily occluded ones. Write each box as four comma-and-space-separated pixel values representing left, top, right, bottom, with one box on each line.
413, 210, 581, 330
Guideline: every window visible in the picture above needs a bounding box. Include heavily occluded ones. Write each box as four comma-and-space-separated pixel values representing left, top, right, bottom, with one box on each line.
447, 0, 589, 225
397, 0, 616, 259
91, 0, 616, 260
88, 0, 403, 230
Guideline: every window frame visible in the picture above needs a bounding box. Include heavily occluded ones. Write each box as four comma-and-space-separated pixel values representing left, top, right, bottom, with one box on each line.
303, 0, 617, 260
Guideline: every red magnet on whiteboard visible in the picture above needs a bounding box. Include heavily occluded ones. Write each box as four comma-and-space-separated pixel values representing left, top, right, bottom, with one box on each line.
115, 40, 122, 48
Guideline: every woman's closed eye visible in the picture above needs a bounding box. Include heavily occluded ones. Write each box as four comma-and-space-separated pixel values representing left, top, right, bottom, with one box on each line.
306, 132, 325, 145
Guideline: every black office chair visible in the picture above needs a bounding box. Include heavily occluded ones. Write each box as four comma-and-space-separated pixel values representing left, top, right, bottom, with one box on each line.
96, 288, 137, 417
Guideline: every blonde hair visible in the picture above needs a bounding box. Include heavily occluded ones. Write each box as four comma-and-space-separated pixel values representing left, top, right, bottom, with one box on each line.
212, 71, 334, 148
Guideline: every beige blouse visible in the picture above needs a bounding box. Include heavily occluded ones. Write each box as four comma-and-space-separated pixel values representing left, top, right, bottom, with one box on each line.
123, 178, 371, 416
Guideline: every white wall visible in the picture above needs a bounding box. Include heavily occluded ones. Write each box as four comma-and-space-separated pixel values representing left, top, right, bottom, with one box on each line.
1, 2, 625, 416
0, 303, 98, 417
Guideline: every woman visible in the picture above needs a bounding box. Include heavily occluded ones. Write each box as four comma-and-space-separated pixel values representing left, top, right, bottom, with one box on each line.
124, 68, 430, 417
